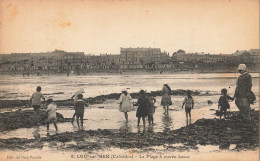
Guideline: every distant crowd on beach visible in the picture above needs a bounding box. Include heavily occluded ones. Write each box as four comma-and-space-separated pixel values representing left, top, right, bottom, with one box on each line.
29, 64, 255, 132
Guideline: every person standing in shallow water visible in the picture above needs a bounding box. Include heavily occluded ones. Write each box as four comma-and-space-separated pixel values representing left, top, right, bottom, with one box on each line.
71, 89, 85, 123
134, 90, 150, 127
182, 90, 194, 123
74, 94, 89, 129
234, 64, 252, 120
161, 84, 172, 114
46, 98, 58, 132
147, 93, 156, 125
119, 89, 133, 122
30, 86, 45, 125
218, 88, 233, 119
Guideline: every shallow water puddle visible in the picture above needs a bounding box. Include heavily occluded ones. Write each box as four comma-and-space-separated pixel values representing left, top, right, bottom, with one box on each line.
0, 95, 258, 139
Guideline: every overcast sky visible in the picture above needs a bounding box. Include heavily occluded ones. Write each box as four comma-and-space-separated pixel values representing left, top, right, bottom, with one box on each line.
0, 0, 259, 55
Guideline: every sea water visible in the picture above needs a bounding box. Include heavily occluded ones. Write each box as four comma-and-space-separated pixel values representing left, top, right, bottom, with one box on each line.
0, 73, 259, 139
0, 73, 259, 100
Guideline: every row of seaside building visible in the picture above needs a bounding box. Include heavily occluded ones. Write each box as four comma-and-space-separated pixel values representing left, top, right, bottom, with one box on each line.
0, 48, 259, 72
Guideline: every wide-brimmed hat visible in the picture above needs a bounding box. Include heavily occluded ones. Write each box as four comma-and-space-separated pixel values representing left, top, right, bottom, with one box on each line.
238, 64, 247, 71
121, 88, 127, 92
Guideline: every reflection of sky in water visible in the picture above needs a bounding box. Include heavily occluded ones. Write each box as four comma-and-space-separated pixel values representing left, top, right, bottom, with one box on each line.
0, 73, 259, 100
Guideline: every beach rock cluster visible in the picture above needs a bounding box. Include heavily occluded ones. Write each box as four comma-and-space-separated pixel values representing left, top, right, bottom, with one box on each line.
174, 111, 259, 150
0, 100, 29, 109
0, 110, 67, 132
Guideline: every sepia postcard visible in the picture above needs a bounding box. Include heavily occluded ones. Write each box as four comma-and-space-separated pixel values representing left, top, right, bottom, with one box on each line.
0, 0, 259, 161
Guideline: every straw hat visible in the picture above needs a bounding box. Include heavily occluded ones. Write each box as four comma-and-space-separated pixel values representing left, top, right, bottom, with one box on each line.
238, 64, 247, 71
121, 88, 127, 92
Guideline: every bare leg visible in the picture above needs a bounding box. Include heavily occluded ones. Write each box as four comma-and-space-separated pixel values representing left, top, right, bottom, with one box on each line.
47, 122, 49, 130
248, 108, 251, 120
137, 117, 141, 126
124, 112, 128, 122
142, 117, 145, 127
76, 116, 80, 127
189, 111, 191, 121
80, 116, 83, 127
35, 109, 40, 126
224, 110, 227, 119
148, 115, 151, 125
151, 115, 154, 124
54, 123, 58, 131
71, 113, 76, 123
166, 106, 169, 114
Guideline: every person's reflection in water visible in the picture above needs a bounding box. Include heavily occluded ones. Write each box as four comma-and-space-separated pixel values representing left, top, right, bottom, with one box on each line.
162, 113, 173, 132
137, 126, 146, 134
186, 119, 191, 127
33, 126, 41, 141
147, 124, 154, 133
119, 122, 132, 133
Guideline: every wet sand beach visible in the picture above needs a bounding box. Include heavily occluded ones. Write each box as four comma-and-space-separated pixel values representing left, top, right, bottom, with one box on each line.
0, 73, 259, 160
0, 111, 258, 153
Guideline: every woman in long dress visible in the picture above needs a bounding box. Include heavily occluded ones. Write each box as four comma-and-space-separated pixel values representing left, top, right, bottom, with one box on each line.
161, 84, 172, 114
119, 89, 133, 122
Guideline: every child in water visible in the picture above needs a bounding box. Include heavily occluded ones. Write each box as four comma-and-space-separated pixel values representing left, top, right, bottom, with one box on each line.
161, 84, 172, 114
147, 93, 156, 125
119, 89, 133, 122
71, 89, 85, 123
134, 90, 150, 127
218, 88, 233, 119
182, 90, 194, 122
74, 94, 89, 128
46, 98, 58, 131
30, 86, 45, 125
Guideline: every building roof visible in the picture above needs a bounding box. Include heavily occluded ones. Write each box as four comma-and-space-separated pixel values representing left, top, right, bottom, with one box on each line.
233, 50, 249, 56
120, 47, 161, 52
248, 49, 260, 55
186, 52, 205, 56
